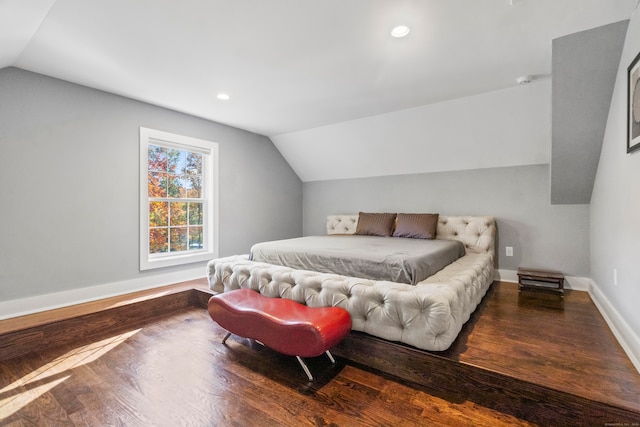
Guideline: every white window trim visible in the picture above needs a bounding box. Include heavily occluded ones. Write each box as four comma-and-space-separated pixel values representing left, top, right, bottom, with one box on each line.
139, 127, 219, 270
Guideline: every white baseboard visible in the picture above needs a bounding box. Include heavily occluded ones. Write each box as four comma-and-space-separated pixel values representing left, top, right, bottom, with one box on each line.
0, 266, 206, 322
495, 269, 519, 283
588, 279, 640, 374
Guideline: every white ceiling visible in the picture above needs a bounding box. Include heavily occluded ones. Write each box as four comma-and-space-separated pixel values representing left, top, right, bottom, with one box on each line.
1, 0, 638, 137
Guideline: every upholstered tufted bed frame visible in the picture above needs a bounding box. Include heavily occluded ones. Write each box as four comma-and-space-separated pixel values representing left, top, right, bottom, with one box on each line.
207, 215, 496, 351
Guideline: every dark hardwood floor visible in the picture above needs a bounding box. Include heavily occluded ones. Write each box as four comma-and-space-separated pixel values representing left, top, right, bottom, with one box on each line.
1, 307, 533, 426
0, 280, 639, 426
332, 283, 640, 426
445, 283, 640, 412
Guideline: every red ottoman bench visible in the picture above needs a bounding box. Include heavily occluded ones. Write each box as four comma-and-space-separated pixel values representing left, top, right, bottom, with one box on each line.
208, 288, 352, 381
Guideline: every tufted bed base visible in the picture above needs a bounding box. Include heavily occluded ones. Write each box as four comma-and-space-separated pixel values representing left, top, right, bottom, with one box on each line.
207, 215, 496, 351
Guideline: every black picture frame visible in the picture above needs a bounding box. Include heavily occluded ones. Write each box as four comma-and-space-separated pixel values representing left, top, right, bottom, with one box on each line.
628, 50, 640, 153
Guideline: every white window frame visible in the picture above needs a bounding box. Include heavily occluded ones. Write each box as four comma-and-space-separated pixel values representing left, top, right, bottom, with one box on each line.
139, 127, 219, 270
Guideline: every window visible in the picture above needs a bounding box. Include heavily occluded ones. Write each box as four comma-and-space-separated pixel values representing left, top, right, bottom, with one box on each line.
140, 127, 218, 270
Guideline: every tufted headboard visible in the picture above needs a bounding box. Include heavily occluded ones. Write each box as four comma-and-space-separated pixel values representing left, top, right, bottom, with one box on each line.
326, 214, 496, 257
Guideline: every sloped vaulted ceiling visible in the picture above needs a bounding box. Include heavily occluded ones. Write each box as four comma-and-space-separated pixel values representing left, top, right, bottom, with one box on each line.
1, 0, 638, 186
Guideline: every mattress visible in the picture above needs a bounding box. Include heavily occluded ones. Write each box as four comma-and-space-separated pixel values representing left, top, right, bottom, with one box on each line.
250, 235, 465, 285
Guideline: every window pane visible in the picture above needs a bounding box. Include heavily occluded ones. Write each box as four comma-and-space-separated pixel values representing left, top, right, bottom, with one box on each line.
188, 202, 203, 225
170, 202, 187, 226
189, 226, 203, 250
167, 149, 186, 174
170, 227, 187, 252
149, 202, 168, 227
148, 172, 167, 197
167, 174, 186, 198
148, 145, 167, 172
186, 176, 202, 198
149, 228, 168, 253
177, 150, 189, 174
186, 152, 202, 175
179, 176, 189, 198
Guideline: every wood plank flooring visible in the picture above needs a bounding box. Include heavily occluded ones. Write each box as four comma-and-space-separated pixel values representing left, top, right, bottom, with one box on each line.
445, 282, 640, 412
1, 308, 533, 426
333, 283, 640, 426
1, 279, 639, 426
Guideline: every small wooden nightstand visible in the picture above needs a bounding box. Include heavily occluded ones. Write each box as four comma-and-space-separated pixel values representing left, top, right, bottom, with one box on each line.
517, 267, 565, 297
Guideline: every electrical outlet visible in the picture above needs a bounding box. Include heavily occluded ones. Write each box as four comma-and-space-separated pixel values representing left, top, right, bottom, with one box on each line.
506, 246, 513, 257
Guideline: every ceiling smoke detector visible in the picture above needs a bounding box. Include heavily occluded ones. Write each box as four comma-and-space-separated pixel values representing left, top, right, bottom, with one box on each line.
516, 75, 533, 85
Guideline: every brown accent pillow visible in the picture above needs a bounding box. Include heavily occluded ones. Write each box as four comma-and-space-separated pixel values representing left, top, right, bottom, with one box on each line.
355, 212, 397, 237
393, 213, 439, 239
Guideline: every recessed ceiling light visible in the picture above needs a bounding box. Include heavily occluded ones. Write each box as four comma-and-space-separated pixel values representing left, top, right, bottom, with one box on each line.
217, 93, 230, 100
391, 25, 410, 38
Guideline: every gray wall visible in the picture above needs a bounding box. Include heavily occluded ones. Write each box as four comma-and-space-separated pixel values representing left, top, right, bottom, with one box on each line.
304, 164, 590, 277
591, 10, 640, 340
0, 67, 302, 302
551, 20, 628, 204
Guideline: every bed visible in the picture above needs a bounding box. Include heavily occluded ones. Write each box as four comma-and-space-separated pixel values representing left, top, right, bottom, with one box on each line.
207, 214, 496, 351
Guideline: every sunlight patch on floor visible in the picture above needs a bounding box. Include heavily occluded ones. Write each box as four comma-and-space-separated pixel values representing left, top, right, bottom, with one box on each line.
0, 328, 140, 419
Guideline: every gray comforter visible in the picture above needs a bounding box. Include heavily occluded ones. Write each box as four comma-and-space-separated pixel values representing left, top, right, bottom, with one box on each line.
250, 235, 465, 285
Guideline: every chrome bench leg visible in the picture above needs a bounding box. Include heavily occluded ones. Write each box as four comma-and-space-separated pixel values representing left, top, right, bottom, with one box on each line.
325, 350, 336, 364
296, 356, 314, 381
